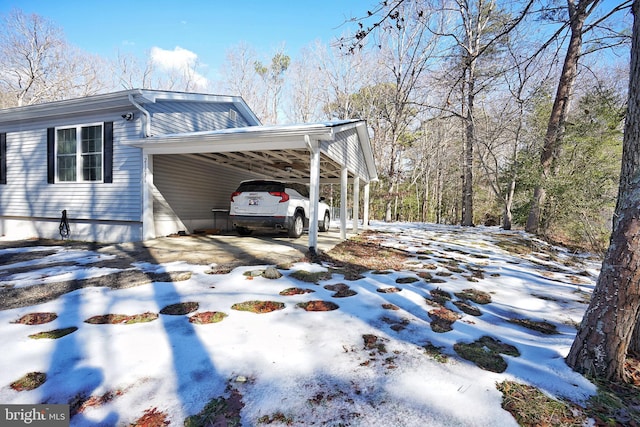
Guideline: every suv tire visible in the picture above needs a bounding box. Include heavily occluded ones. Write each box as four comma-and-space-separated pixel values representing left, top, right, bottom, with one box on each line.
319, 211, 330, 232
288, 212, 304, 238
236, 227, 253, 236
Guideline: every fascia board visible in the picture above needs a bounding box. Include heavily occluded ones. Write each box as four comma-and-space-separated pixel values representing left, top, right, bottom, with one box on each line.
355, 121, 379, 182
130, 138, 308, 155
0, 90, 138, 125
125, 125, 334, 154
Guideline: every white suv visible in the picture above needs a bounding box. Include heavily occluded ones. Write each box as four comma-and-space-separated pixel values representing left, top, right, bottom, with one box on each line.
229, 180, 331, 238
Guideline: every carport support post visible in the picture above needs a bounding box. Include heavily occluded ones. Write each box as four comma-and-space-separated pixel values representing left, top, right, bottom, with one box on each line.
308, 136, 320, 252
363, 181, 370, 230
340, 166, 348, 240
142, 152, 155, 240
352, 176, 360, 233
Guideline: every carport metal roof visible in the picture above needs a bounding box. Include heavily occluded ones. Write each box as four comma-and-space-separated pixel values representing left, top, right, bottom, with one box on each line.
124, 120, 378, 183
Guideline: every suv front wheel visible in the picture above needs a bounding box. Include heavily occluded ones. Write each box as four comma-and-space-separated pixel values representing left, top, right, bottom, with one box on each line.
288, 212, 304, 238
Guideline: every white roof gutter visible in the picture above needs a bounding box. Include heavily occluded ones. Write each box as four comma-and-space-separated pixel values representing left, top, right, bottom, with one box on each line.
128, 92, 152, 137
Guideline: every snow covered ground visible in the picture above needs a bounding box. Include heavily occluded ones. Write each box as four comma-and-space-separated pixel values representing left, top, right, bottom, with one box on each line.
0, 222, 601, 426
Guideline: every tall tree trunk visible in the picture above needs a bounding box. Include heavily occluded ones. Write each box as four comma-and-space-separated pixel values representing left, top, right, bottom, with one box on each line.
525, 0, 593, 234
566, 0, 640, 381
461, 56, 476, 226
631, 319, 640, 356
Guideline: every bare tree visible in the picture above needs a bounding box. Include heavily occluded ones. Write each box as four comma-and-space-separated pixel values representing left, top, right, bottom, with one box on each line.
344, 0, 534, 225
217, 44, 290, 124
475, 31, 556, 229
0, 9, 105, 107
286, 46, 324, 123
254, 50, 291, 124
113, 47, 208, 93
565, 0, 640, 382
286, 41, 373, 123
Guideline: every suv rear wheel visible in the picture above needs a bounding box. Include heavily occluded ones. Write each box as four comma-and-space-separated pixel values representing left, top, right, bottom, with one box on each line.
236, 226, 253, 236
288, 212, 304, 238
319, 211, 330, 232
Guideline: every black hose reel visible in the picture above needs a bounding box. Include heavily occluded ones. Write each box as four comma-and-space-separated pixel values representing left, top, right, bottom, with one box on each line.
59, 209, 70, 240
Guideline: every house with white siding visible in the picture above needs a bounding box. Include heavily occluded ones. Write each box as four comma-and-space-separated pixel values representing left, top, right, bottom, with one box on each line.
0, 89, 377, 249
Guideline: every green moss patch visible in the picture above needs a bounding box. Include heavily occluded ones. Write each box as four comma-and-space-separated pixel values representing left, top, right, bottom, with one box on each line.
363, 334, 387, 353
422, 342, 449, 363
508, 318, 558, 335
189, 311, 228, 324
243, 267, 282, 279
418, 272, 433, 280
85, 312, 158, 324
279, 287, 315, 296
29, 326, 78, 339
257, 412, 294, 425
289, 270, 332, 283
232, 300, 285, 314
453, 300, 482, 316
296, 300, 339, 311
454, 336, 520, 373
160, 302, 199, 315
454, 288, 492, 304
497, 381, 585, 426
381, 316, 410, 332
395, 276, 419, 284
324, 283, 357, 298
12, 312, 58, 325
429, 288, 452, 305
587, 372, 640, 425
428, 307, 461, 333
436, 271, 453, 277
10, 372, 47, 391
205, 267, 233, 275
184, 390, 244, 427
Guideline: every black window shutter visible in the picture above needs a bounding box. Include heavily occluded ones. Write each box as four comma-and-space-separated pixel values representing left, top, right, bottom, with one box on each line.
47, 128, 55, 184
0, 133, 6, 185
104, 121, 113, 183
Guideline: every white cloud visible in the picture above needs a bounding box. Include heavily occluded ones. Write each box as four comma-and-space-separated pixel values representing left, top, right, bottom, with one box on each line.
150, 46, 208, 89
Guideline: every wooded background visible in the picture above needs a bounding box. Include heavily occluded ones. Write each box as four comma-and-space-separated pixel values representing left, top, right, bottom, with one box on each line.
0, 1, 632, 252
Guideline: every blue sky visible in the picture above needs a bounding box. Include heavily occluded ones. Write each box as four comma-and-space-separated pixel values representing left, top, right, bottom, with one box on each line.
1, 0, 377, 82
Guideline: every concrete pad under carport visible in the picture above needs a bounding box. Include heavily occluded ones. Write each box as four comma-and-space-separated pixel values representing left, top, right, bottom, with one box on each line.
106, 228, 349, 268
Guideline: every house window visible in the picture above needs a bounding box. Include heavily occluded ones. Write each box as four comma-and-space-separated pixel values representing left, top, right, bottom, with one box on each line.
56, 124, 103, 182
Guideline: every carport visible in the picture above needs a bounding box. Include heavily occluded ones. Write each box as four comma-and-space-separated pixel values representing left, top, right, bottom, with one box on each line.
125, 120, 378, 251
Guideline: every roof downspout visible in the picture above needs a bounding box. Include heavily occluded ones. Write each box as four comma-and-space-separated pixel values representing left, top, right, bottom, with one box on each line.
128, 93, 151, 137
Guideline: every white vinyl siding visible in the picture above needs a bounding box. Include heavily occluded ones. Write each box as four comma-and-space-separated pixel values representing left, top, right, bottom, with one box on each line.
153, 154, 260, 231
322, 128, 368, 181
147, 101, 252, 135
0, 120, 142, 222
